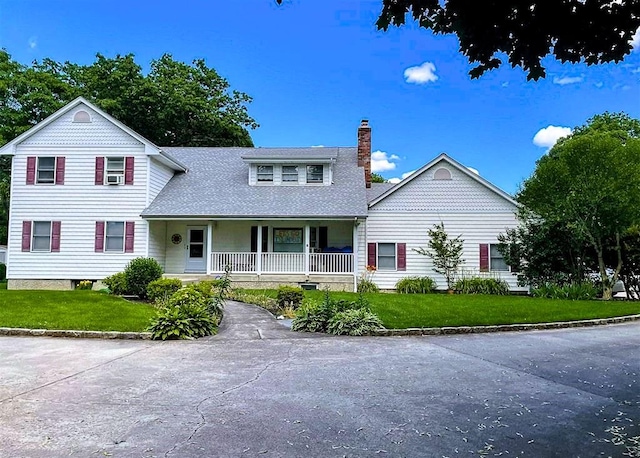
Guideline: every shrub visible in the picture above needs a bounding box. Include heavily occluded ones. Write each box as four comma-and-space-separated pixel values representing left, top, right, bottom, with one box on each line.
0, 263, 6, 281
395, 276, 437, 294
327, 308, 383, 336
357, 278, 379, 293
531, 282, 599, 300
228, 289, 280, 315
147, 278, 183, 302
103, 272, 129, 295
291, 300, 331, 333
454, 277, 509, 295
205, 267, 232, 319
276, 286, 304, 310
148, 303, 217, 340
168, 286, 208, 309
124, 257, 163, 299
76, 280, 93, 290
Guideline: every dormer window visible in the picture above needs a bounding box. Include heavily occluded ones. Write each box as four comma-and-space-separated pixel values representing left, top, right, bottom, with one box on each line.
306, 165, 323, 183
433, 167, 452, 180
282, 165, 299, 183
73, 110, 91, 123
257, 165, 274, 182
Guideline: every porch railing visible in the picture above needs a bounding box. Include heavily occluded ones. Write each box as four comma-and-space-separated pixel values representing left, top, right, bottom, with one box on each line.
210, 252, 354, 274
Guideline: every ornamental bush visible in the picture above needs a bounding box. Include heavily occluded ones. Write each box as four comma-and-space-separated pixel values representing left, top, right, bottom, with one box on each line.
327, 308, 383, 336
123, 257, 163, 299
147, 278, 183, 302
103, 272, 130, 295
531, 282, 599, 300
357, 279, 379, 293
276, 286, 304, 310
453, 277, 509, 295
395, 276, 437, 294
148, 303, 217, 340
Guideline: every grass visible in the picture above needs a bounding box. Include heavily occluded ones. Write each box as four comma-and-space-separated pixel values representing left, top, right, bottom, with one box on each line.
0, 289, 157, 332
241, 289, 640, 329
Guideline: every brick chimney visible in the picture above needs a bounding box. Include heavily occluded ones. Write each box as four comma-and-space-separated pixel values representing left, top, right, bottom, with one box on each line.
357, 119, 372, 188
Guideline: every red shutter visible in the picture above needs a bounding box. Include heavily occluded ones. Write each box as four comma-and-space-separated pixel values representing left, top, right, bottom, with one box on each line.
55, 157, 65, 185
125, 221, 135, 253
480, 244, 489, 272
367, 243, 377, 268
51, 221, 61, 252
397, 243, 406, 271
26, 157, 36, 185
22, 221, 32, 252
125, 157, 134, 185
95, 221, 105, 252
95, 157, 104, 185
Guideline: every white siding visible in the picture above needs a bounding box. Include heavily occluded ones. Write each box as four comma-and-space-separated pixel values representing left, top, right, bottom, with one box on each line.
8, 104, 151, 280
364, 161, 524, 291
148, 158, 175, 204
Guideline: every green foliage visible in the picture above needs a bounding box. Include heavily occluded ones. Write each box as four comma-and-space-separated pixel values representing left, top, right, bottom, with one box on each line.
395, 276, 437, 294
370, 172, 386, 183
327, 308, 384, 336
75, 280, 93, 291
276, 286, 304, 309
0, 263, 6, 281
517, 112, 640, 299
168, 286, 208, 309
229, 289, 280, 315
414, 222, 465, 290
147, 278, 183, 302
103, 272, 130, 296
148, 303, 217, 340
292, 290, 381, 334
206, 267, 232, 319
123, 257, 163, 299
357, 278, 380, 293
531, 282, 599, 301
371, 1, 640, 80
453, 277, 509, 295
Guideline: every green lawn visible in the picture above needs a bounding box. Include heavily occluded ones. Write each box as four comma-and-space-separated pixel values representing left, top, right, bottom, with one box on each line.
0, 289, 157, 332
245, 289, 640, 329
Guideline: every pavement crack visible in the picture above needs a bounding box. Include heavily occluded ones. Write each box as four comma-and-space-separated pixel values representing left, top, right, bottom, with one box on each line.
0, 345, 153, 404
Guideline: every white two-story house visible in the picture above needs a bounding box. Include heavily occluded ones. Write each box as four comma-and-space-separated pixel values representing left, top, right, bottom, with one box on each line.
0, 97, 525, 292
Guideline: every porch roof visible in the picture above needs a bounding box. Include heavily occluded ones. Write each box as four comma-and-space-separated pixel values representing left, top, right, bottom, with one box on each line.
142, 147, 368, 218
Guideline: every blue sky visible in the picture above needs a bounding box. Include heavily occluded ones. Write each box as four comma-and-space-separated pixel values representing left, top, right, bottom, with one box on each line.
1, 0, 639, 193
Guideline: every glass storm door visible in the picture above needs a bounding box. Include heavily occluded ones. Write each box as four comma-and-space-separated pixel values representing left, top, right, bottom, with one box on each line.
185, 226, 207, 272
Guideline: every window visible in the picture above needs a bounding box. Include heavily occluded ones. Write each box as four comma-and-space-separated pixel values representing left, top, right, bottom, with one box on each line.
105, 157, 125, 184
306, 165, 323, 183
490, 244, 509, 271
73, 110, 91, 123
37, 157, 55, 184
257, 165, 274, 182
32, 221, 52, 252
282, 165, 299, 183
377, 243, 396, 270
105, 221, 125, 252
433, 167, 452, 180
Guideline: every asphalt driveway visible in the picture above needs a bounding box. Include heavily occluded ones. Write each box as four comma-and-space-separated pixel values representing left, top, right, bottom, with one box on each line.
0, 302, 638, 457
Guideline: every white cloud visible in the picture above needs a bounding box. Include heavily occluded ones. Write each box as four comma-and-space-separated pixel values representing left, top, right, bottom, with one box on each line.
311, 145, 324, 148
501, 82, 509, 88
553, 75, 583, 85
404, 62, 438, 84
594, 81, 604, 88
371, 150, 400, 172
28, 36, 37, 49
388, 170, 416, 184
631, 26, 640, 52
533, 125, 572, 149
467, 167, 480, 175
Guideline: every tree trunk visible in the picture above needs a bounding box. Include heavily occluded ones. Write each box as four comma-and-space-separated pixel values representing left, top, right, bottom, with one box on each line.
596, 246, 612, 300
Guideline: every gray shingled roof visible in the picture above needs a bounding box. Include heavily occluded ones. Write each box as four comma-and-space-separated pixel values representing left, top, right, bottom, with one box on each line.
142, 147, 368, 218
240, 148, 338, 161
367, 182, 395, 203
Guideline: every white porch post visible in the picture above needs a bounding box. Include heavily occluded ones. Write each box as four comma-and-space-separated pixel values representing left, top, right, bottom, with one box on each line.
353, 220, 359, 292
207, 221, 213, 274
256, 224, 263, 275
304, 225, 310, 276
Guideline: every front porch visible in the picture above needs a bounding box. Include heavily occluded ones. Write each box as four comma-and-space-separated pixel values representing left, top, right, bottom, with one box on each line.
150, 218, 359, 291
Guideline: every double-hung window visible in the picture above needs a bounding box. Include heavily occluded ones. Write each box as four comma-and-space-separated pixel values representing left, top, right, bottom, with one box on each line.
282, 165, 299, 183
37, 157, 56, 184
32, 221, 52, 252
490, 244, 509, 271
105, 222, 125, 252
257, 165, 274, 182
106, 157, 125, 184
377, 243, 396, 270
306, 165, 323, 183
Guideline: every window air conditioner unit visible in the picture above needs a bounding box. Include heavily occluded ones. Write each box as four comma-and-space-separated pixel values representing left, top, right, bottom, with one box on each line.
106, 174, 124, 185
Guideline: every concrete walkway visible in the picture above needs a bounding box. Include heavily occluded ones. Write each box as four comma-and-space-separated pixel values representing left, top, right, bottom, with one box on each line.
210, 300, 320, 341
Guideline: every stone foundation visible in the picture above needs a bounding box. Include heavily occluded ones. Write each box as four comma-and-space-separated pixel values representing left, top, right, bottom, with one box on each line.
165, 273, 356, 292
8, 279, 73, 290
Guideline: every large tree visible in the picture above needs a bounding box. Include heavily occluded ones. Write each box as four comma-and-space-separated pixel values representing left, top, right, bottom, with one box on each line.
277, 1, 640, 80
517, 113, 640, 299
0, 50, 257, 149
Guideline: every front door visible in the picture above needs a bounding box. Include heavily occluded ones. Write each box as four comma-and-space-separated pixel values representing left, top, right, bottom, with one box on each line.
185, 226, 207, 272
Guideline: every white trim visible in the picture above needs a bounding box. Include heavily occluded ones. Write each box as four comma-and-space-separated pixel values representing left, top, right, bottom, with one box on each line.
207, 222, 213, 274
6, 156, 14, 278
369, 153, 518, 208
